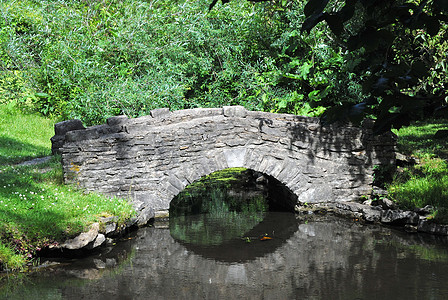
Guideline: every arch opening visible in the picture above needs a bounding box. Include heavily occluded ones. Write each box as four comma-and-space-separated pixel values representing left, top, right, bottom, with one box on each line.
169, 168, 297, 217
168, 168, 298, 261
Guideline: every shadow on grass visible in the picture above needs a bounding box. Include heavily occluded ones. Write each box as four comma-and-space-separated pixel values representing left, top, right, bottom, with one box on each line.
396, 119, 448, 158
0, 136, 50, 165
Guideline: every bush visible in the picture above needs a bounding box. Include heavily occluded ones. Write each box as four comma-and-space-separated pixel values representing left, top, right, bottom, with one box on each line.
0, 0, 363, 125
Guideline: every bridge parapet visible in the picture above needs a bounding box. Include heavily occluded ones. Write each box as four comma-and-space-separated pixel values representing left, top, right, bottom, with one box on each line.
52, 106, 396, 225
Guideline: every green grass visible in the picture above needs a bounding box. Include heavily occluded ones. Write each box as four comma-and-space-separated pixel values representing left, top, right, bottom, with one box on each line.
392, 118, 448, 159
0, 104, 134, 271
389, 119, 448, 223
0, 103, 55, 165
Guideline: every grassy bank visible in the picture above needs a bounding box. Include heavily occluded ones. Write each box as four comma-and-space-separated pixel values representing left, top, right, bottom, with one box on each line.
0, 104, 134, 271
389, 119, 448, 223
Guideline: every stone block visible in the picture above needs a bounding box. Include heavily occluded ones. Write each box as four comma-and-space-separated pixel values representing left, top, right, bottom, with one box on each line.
54, 119, 85, 136
223, 148, 247, 168
298, 185, 334, 204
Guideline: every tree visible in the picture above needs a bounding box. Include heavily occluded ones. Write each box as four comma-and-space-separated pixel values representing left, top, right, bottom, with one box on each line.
211, 0, 448, 132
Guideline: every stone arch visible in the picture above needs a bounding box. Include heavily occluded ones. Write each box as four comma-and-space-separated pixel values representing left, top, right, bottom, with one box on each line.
52, 106, 396, 225
166, 150, 300, 213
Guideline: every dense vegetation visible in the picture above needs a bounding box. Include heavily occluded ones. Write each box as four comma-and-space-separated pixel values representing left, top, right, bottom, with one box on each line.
0, 0, 367, 125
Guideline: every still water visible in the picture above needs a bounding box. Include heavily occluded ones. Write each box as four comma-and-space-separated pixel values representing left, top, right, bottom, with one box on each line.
2, 212, 448, 300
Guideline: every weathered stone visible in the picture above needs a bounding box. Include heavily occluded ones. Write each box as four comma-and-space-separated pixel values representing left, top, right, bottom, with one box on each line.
61, 223, 100, 250
18, 156, 52, 166
155, 210, 169, 219
107, 115, 128, 126
417, 218, 448, 235
414, 205, 434, 215
362, 207, 382, 222
371, 186, 388, 198
378, 198, 397, 210
54, 119, 85, 136
298, 185, 334, 204
51, 119, 86, 154
223, 105, 247, 118
52, 106, 396, 223
381, 210, 419, 225
396, 152, 418, 166
135, 206, 155, 227
86, 233, 106, 250
105, 223, 117, 235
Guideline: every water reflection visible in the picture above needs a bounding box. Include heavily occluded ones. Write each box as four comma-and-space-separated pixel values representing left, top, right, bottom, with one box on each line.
172, 212, 298, 262
2, 214, 448, 300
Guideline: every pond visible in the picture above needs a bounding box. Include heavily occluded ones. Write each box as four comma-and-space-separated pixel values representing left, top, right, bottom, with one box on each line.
1, 169, 448, 299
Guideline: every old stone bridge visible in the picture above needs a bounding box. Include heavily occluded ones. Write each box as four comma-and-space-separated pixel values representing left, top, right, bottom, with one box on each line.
51, 106, 396, 225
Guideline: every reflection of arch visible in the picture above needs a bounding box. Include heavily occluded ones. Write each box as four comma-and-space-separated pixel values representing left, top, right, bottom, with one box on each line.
171, 212, 299, 263
56, 106, 396, 225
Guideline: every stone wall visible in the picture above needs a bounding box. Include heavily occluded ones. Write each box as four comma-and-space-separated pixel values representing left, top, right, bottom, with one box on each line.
52, 106, 396, 223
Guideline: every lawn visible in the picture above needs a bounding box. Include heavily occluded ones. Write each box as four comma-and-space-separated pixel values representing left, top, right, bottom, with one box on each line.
0, 104, 134, 271
389, 119, 448, 223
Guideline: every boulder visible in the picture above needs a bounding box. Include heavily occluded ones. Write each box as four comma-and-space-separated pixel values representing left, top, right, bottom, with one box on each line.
417, 219, 448, 235
362, 207, 382, 223
381, 210, 419, 225
61, 223, 100, 250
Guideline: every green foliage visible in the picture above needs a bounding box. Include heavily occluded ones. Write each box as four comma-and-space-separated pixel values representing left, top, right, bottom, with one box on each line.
0, 156, 135, 266
0, 242, 26, 272
0, 0, 366, 124
392, 118, 448, 158
301, 0, 448, 132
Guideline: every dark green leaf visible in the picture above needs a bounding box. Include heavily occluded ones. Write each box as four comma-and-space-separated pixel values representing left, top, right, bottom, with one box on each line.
339, 0, 357, 22
35, 93, 49, 98
411, 60, 430, 78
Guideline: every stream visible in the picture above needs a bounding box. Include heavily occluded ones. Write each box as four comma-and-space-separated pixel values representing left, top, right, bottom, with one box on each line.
2, 212, 448, 299
2, 169, 448, 299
